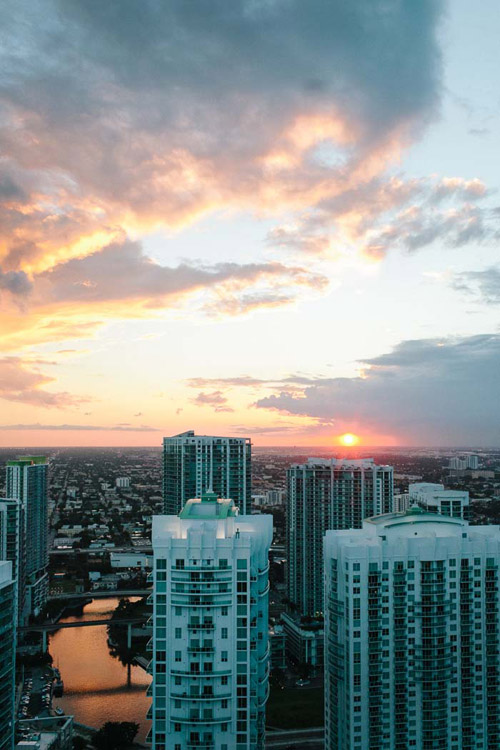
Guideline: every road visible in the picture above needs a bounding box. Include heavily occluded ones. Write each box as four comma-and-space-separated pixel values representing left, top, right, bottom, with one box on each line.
49, 546, 153, 556
20, 616, 147, 633
48, 588, 151, 601
266, 727, 324, 749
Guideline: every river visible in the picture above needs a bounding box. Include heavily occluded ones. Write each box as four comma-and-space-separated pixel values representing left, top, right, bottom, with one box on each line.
48, 597, 151, 743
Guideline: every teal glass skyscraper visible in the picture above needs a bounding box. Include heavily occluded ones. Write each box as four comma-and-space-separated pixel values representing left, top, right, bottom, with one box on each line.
6, 456, 49, 619
287, 457, 393, 616
0, 561, 15, 750
162, 431, 251, 515
0, 499, 25, 627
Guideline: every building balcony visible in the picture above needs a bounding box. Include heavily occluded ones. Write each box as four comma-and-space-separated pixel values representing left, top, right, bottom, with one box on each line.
171, 597, 232, 608
258, 582, 270, 597
173, 564, 232, 573
187, 646, 215, 654
170, 714, 232, 724
187, 623, 215, 631
171, 668, 232, 677
171, 692, 232, 701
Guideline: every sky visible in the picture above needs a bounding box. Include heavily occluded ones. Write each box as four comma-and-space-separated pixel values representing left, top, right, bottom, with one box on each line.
0, 0, 499, 448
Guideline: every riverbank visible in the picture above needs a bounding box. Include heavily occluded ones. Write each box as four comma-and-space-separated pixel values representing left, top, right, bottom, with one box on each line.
49, 597, 151, 743
74, 722, 149, 749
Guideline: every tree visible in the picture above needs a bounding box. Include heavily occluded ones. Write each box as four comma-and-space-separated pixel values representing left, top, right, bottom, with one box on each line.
73, 737, 87, 750
93, 722, 139, 750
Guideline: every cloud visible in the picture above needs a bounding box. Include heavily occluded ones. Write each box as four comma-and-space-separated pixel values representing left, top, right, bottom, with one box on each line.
0, 268, 32, 296
187, 376, 268, 388
0, 0, 445, 275
187, 374, 342, 390
267, 176, 497, 259
0, 423, 158, 431
192, 391, 234, 413
0, 239, 328, 348
453, 266, 500, 305
0, 357, 87, 407
254, 334, 500, 445
34, 239, 326, 307
231, 423, 306, 436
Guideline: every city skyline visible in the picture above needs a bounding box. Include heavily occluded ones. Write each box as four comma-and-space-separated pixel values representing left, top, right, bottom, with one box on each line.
1, 0, 499, 449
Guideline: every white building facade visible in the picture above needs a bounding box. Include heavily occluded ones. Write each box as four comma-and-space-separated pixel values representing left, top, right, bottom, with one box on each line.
409, 482, 469, 519
150, 491, 272, 750
325, 509, 500, 750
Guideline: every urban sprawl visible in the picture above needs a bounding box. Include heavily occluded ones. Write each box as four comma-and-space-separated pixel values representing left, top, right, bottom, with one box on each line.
2, 432, 500, 749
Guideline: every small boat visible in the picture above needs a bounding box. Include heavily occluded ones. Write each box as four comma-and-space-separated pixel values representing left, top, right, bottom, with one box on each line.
55, 707, 64, 716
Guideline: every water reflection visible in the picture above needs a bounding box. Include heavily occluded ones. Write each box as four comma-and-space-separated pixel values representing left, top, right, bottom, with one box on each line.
49, 597, 151, 743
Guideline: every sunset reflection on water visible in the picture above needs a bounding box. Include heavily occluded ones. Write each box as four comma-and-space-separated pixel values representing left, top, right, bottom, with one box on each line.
49, 597, 151, 742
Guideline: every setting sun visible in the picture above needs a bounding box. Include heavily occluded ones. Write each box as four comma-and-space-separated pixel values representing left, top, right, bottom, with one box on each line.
339, 432, 359, 446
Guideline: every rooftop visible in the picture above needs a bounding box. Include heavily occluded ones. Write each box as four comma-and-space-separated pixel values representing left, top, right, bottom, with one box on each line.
179, 490, 239, 520
7, 456, 47, 466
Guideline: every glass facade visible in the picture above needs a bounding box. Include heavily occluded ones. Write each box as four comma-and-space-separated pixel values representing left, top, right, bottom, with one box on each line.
5, 457, 48, 619
287, 458, 393, 616
0, 563, 15, 750
162, 433, 251, 515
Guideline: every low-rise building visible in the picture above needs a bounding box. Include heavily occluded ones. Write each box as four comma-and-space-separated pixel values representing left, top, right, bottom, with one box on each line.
17, 716, 73, 750
110, 552, 152, 569
281, 612, 324, 669
269, 624, 286, 671
409, 482, 469, 518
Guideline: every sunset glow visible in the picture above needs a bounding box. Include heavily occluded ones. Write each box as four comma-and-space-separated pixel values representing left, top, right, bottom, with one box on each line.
0, 1, 498, 448
339, 433, 359, 447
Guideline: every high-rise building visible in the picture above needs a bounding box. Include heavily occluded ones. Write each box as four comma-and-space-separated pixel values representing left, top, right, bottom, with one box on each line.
0, 498, 25, 626
162, 431, 251, 515
287, 458, 393, 616
392, 492, 410, 513
0, 560, 15, 750
6, 456, 49, 618
324, 509, 500, 750
449, 455, 479, 471
409, 482, 469, 519
150, 491, 272, 750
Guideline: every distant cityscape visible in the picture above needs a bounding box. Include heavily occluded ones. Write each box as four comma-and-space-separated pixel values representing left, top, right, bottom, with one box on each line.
1, 437, 500, 749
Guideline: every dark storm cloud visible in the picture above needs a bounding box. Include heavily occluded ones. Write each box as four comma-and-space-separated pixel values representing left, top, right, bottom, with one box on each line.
254, 334, 500, 445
